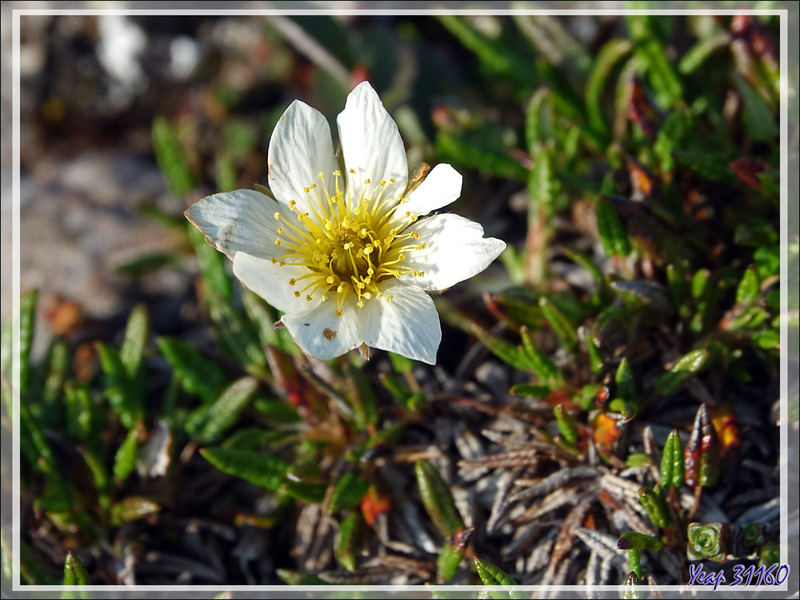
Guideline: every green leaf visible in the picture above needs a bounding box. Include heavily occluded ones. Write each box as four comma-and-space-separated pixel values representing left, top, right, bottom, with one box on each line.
252, 397, 301, 423
205, 290, 267, 373
283, 480, 327, 504
638, 485, 672, 529
679, 32, 730, 74
110, 497, 160, 526
736, 266, 760, 306
519, 326, 560, 383
753, 329, 780, 350
222, 427, 296, 451
673, 146, 734, 183
188, 224, 234, 305
735, 74, 778, 142
415, 459, 465, 538
509, 383, 550, 398
335, 511, 364, 572
595, 196, 631, 257
345, 363, 379, 431
554, 404, 579, 446
735, 221, 778, 247
20, 399, 72, 513
666, 264, 686, 314
470, 325, 531, 372
618, 531, 663, 552
585, 38, 633, 138
615, 358, 636, 404
625, 453, 652, 468
559, 245, 605, 287
473, 557, 525, 597
627, 16, 682, 107
437, 528, 473, 583
62, 551, 90, 587
275, 569, 328, 585
120, 304, 149, 378
538, 296, 578, 352
188, 376, 259, 445
42, 340, 70, 408
241, 289, 298, 356
627, 549, 642, 582
655, 348, 710, 395
329, 473, 371, 514
437, 538, 466, 584
525, 88, 553, 149
660, 428, 685, 489
113, 428, 140, 484
388, 352, 414, 374
654, 111, 690, 173
0, 313, 12, 379
96, 343, 142, 430
200, 447, 289, 491
64, 382, 96, 445
152, 116, 195, 196
19, 290, 38, 393
157, 337, 227, 404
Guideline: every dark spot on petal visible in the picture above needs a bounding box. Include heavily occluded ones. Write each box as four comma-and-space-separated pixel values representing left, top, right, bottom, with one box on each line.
304, 323, 310, 327
323, 328, 337, 340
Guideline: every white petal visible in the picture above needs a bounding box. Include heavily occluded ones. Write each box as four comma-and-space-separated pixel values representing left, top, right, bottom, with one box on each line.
360, 280, 441, 365
282, 298, 362, 361
401, 163, 463, 217
268, 100, 339, 213
402, 214, 506, 292
185, 189, 282, 260
337, 82, 408, 207
232, 252, 322, 315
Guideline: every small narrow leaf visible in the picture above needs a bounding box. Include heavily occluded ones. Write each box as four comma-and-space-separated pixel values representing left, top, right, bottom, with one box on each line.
615, 358, 636, 404
120, 304, 149, 377
415, 459, 465, 538
519, 326, 560, 383
110, 497, 161, 526
735, 266, 760, 306
189, 376, 259, 445
735, 74, 779, 142
113, 428, 140, 484
95, 343, 141, 430
19, 290, 38, 393
157, 337, 227, 404
437, 527, 473, 583
329, 473, 371, 514
660, 429, 685, 489
655, 348, 710, 395
63, 551, 90, 586
538, 296, 578, 351
585, 39, 633, 138
473, 557, 525, 597
618, 531, 663, 552
554, 404, 579, 446
335, 511, 364, 572
471, 325, 531, 372
200, 447, 289, 491
595, 196, 631, 257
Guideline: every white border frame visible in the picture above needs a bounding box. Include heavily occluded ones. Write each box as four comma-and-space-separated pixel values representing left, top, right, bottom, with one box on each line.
2, 2, 797, 599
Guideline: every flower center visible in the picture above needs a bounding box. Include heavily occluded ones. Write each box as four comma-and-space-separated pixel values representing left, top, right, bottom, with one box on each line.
271, 170, 426, 315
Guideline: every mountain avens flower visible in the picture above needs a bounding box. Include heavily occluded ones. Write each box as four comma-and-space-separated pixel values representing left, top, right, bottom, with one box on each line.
186, 82, 505, 364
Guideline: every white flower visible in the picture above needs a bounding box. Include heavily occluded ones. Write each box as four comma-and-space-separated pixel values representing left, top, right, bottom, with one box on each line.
185, 82, 505, 365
